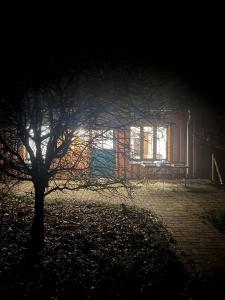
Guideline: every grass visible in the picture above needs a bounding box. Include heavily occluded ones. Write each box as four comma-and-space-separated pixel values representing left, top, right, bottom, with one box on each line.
0, 193, 192, 299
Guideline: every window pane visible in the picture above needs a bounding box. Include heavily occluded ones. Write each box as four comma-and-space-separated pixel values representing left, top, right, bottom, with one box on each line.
156, 127, 167, 159
92, 130, 114, 149
130, 127, 141, 159
143, 127, 153, 159
72, 129, 90, 152
41, 126, 50, 159
26, 126, 50, 160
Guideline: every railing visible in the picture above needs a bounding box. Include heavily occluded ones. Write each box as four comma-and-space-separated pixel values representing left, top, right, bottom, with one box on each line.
132, 161, 189, 186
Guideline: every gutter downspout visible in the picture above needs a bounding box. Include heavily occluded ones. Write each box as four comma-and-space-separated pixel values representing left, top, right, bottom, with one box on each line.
186, 110, 191, 178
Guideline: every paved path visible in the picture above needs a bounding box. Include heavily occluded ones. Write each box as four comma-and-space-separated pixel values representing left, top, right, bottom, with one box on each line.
132, 182, 225, 281
59, 180, 225, 281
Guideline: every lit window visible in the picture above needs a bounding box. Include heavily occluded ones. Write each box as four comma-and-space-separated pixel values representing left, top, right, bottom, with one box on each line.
73, 129, 89, 144
92, 130, 114, 150
130, 126, 167, 160
143, 127, 154, 159
130, 127, 141, 159
156, 127, 167, 159
26, 126, 50, 161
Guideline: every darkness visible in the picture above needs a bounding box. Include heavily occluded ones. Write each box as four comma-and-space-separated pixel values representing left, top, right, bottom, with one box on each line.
1, 10, 225, 299
1, 8, 224, 109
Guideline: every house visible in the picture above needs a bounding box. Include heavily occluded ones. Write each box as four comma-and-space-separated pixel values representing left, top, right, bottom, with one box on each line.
1, 109, 187, 180
90, 110, 191, 180
90, 108, 225, 182
1, 107, 224, 183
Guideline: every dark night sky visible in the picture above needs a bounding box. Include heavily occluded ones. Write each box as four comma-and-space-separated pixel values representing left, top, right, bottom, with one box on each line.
1, 9, 224, 109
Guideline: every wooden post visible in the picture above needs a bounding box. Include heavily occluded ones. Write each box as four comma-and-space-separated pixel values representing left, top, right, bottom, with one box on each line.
192, 124, 196, 178
212, 153, 223, 185
186, 110, 191, 178
212, 153, 214, 182
214, 156, 223, 185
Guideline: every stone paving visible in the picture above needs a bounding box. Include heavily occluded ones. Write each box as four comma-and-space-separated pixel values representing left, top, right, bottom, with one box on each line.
132, 181, 225, 280
63, 180, 225, 281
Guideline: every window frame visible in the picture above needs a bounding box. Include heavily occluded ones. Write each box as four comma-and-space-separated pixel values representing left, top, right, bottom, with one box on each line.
129, 125, 168, 161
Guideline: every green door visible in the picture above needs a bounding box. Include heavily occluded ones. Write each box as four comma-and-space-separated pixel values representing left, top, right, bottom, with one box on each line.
91, 130, 115, 178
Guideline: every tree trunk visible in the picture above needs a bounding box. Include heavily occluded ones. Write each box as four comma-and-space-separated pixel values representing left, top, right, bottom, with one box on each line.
30, 182, 45, 255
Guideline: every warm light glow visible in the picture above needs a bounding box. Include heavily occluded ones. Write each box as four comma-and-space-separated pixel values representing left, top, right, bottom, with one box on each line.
130, 127, 141, 159
156, 127, 167, 159
143, 127, 153, 159
130, 126, 167, 160
26, 126, 49, 160
92, 130, 114, 150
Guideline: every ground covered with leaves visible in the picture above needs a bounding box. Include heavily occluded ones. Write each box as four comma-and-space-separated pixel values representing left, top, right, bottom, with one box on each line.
0, 194, 191, 299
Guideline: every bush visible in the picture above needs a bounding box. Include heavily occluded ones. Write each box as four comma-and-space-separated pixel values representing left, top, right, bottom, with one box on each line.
205, 208, 225, 233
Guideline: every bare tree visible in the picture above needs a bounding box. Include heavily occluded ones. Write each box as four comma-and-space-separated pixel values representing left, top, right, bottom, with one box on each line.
0, 81, 133, 255
0, 57, 192, 255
